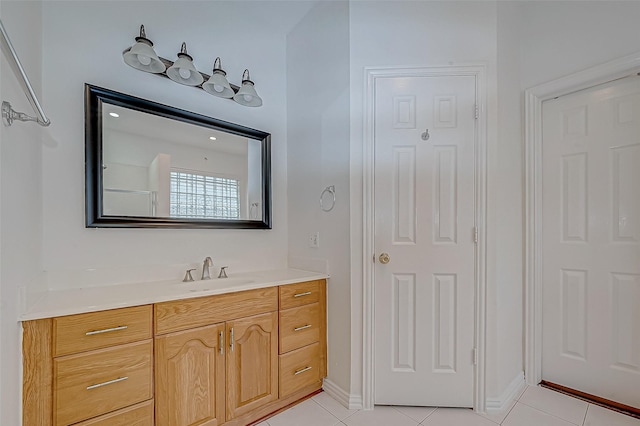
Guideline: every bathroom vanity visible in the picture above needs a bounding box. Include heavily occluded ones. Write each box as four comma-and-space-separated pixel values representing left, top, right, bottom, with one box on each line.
21, 270, 327, 426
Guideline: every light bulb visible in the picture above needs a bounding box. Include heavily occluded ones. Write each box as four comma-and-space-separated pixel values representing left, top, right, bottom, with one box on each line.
213, 84, 224, 93
138, 54, 151, 66
179, 68, 191, 79
243, 94, 253, 103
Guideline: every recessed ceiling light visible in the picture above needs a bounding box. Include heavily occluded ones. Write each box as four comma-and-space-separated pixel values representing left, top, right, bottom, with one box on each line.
109, 112, 120, 118
209, 136, 217, 141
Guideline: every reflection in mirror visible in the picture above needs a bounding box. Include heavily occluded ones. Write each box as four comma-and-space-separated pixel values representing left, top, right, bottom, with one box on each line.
102, 104, 262, 220
85, 85, 271, 229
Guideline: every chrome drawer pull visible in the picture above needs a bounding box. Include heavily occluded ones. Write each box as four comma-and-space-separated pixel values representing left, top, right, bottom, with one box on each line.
294, 366, 312, 375
86, 376, 128, 390
219, 331, 224, 355
294, 291, 312, 298
294, 324, 312, 331
85, 325, 128, 336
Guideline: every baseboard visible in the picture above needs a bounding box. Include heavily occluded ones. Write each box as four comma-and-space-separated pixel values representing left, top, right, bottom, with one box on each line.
486, 371, 526, 412
322, 378, 363, 410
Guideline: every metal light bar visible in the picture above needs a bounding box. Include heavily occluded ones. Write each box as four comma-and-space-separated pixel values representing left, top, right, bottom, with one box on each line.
122, 47, 241, 93
0, 19, 50, 127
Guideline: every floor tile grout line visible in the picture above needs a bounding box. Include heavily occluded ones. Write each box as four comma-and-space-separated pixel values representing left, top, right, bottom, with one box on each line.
312, 395, 359, 421
517, 399, 586, 425
423, 406, 438, 422
390, 405, 435, 424
498, 400, 521, 425
582, 404, 590, 426
311, 398, 343, 422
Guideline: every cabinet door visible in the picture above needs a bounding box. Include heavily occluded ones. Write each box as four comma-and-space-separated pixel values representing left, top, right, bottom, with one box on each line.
155, 324, 225, 426
226, 311, 278, 420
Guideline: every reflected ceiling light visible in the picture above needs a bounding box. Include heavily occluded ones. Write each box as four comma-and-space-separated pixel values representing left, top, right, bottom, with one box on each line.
233, 70, 263, 107
209, 136, 217, 141
122, 25, 263, 107
123, 25, 166, 74
109, 112, 119, 118
166, 43, 203, 86
202, 57, 234, 98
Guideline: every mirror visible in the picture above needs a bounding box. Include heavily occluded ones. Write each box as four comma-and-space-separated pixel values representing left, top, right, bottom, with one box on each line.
85, 84, 271, 228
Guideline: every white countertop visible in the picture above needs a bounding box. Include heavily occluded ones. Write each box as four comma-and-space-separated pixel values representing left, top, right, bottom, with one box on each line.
20, 268, 329, 321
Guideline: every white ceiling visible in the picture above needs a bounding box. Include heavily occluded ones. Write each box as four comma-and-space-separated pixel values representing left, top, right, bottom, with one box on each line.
102, 103, 250, 156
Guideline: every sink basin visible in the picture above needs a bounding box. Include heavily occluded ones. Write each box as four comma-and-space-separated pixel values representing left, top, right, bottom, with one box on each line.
173, 278, 255, 292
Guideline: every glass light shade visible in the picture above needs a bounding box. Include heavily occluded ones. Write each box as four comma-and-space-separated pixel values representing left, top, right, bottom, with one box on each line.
203, 71, 234, 98
233, 69, 262, 107
123, 39, 165, 74
167, 45, 204, 86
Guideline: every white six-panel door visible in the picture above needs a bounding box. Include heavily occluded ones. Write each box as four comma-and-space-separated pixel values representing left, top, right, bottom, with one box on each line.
542, 75, 640, 408
373, 75, 476, 407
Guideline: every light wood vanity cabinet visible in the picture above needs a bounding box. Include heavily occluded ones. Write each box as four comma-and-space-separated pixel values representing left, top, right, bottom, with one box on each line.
154, 288, 279, 426
22, 305, 155, 426
22, 279, 326, 426
155, 324, 226, 426
278, 280, 327, 398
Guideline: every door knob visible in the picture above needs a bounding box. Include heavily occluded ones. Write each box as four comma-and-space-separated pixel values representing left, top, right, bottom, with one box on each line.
379, 253, 390, 264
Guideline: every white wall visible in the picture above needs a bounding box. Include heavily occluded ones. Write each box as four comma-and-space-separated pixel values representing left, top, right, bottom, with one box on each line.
493, 0, 525, 400
0, 1, 45, 424
286, 1, 351, 396
39, 1, 314, 285
519, 1, 640, 90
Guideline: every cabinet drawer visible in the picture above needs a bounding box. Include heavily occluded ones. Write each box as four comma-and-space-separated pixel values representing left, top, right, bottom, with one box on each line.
279, 302, 321, 354
279, 280, 323, 310
54, 340, 153, 425
155, 287, 278, 335
53, 305, 152, 357
279, 342, 321, 398
72, 400, 154, 426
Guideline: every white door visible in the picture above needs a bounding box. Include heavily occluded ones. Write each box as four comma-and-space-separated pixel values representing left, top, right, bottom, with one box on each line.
542, 75, 640, 408
374, 75, 477, 407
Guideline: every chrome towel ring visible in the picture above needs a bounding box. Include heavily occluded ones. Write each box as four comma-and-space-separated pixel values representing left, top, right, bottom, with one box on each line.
320, 185, 336, 212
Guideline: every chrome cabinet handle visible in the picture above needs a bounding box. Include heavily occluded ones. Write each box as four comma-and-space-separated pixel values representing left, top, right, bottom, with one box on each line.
230, 328, 234, 352
219, 331, 224, 355
86, 376, 128, 390
294, 366, 312, 375
294, 324, 312, 331
85, 325, 128, 336
294, 291, 312, 298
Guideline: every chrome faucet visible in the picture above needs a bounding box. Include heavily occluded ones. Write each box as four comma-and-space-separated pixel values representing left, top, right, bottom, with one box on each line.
201, 257, 213, 280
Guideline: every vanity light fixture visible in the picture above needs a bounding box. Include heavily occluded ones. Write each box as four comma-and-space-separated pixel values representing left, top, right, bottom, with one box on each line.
122, 25, 165, 74
122, 25, 263, 107
167, 43, 203, 86
233, 70, 263, 107
202, 57, 234, 98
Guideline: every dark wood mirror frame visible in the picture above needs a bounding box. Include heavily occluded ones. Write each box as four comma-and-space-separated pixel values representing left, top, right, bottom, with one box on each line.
85, 84, 272, 229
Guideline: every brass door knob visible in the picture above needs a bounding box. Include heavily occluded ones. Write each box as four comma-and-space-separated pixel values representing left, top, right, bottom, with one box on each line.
379, 253, 390, 264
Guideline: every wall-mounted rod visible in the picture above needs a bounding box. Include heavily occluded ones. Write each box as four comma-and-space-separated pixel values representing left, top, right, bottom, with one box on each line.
0, 19, 50, 127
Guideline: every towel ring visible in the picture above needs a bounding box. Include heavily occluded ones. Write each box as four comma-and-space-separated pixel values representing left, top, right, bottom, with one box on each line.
320, 185, 336, 212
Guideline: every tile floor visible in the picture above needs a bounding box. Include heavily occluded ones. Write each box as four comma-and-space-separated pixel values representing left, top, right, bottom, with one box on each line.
256, 385, 640, 426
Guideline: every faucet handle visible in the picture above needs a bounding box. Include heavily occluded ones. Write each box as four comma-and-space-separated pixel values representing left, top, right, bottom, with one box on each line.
183, 268, 196, 282
218, 266, 228, 279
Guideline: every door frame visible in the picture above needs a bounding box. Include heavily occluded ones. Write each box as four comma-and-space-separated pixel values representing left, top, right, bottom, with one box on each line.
362, 65, 488, 411
524, 52, 640, 386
